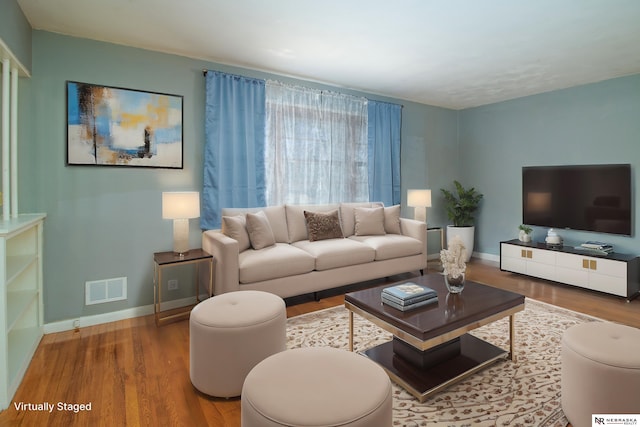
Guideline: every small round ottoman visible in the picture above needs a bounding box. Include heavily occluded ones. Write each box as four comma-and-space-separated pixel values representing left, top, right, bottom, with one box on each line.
190, 290, 286, 398
561, 322, 640, 427
241, 347, 393, 427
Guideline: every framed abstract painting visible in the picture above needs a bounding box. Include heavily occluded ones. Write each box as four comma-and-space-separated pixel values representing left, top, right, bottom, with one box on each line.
66, 81, 184, 168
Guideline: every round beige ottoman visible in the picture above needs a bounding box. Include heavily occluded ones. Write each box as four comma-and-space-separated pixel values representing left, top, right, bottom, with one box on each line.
561, 322, 640, 427
190, 290, 286, 398
241, 347, 393, 427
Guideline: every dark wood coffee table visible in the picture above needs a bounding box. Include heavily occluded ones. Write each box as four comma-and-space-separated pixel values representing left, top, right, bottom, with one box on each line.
344, 274, 525, 402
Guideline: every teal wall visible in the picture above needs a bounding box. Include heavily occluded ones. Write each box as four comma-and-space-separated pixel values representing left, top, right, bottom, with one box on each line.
459, 74, 640, 256
17, 24, 640, 324
25, 31, 456, 323
0, 0, 32, 72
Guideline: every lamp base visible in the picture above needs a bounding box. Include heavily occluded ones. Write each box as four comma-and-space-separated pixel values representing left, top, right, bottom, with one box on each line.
173, 218, 190, 256
414, 207, 427, 223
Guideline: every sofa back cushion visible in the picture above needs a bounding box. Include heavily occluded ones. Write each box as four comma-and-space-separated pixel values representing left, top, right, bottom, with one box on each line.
339, 202, 383, 237
286, 204, 339, 242
221, 215, 251, 252
221, 205, 288, 243
246, 211, 277, 249
383, 205, 402, 234
354, 206, 386, 236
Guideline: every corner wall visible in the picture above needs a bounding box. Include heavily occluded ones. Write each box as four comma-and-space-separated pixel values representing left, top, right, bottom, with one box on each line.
459, 74, 640, 256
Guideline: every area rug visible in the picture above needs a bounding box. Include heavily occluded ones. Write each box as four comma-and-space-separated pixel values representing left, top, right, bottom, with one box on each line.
286, 298, 601, 427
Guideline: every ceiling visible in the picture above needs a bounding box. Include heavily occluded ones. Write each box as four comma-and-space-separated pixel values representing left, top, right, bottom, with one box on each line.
17, 0, 640, 109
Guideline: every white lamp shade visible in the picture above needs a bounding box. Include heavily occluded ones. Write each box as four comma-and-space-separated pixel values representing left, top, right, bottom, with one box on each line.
162, 192, 200, 219
407, 189, 432, 207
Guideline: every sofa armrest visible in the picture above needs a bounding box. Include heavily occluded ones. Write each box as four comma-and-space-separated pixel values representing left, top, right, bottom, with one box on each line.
202, 230, 240, 295
400, 218, 426, 244
400, 218, 428, 268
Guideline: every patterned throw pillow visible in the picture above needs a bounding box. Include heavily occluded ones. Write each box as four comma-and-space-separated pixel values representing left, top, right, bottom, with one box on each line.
304, 210, 344, 242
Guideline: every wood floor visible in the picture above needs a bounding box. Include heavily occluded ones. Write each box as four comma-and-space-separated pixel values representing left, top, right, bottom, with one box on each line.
1, 259, 638, 426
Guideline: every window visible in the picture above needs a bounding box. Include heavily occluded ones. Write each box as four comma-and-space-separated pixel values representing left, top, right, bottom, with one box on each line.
265, 80, 368, 205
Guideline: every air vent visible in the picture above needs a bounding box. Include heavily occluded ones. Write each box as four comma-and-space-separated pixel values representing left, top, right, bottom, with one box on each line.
85, 277, 127, 305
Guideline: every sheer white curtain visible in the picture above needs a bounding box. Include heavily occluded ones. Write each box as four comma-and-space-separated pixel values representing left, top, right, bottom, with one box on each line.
265, 80, 368, 205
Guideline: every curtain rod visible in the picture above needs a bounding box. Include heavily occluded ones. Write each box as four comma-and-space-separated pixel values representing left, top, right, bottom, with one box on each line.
201, 69, 403, 107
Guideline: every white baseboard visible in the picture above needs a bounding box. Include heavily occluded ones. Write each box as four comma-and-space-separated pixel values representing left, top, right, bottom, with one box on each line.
472, 251, 500, 264
43, 296, 199, 334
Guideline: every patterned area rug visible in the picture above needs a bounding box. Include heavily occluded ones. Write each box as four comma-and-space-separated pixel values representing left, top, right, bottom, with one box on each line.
286, 299, 600, 427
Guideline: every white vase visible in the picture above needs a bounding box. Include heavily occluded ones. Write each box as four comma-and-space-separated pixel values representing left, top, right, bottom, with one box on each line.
519, 230, 532, 242
446, 225, 474, 262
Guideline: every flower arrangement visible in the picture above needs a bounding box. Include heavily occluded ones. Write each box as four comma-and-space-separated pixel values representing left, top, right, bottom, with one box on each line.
440, 235, 467, 280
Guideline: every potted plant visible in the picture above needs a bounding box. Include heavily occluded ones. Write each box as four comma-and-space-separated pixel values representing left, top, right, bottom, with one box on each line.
518, 224, 532, 242
440, 180, 483, 262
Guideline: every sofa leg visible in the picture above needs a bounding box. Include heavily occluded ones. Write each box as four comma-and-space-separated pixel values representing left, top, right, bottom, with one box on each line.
313, 292, 320, 302
420, 269, 424, 276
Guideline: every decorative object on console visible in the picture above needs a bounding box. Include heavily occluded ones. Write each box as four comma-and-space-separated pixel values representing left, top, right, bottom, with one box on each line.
441, 180, 483, 262
440, 235, 467, 293
407, 189, 431, 223
545, 228, 563, 248
518, 224, 532, 242
579, 241, 613, 253
162, 191, 200, 255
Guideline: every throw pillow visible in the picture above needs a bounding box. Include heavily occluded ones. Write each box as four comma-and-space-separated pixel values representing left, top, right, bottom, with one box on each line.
221, 215, 251, 252
246, 211, 276, 249
354, 207, 386, 236
384, 205, 402, 234
304, 210, 344, 241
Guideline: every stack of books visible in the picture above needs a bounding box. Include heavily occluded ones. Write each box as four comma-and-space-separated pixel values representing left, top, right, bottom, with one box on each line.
580, 241, 613, 253
381, 282, 438, 311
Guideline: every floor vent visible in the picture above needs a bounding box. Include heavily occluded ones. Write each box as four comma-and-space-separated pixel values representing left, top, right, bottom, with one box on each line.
85, 277, 127, 305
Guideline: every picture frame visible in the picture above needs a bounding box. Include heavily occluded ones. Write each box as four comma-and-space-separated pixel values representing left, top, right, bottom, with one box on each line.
66, 81, 184, 168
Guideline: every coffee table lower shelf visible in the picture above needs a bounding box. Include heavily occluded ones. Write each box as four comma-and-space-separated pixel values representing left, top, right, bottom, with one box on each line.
362, 333, 508, 402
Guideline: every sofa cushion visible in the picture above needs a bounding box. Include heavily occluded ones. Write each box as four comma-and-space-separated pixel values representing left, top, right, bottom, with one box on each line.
286, 204, 339, 242
239, 244, 316, 283
293, 239, 375, 271
349, 234, 423, 261
246, 211, 276, 249
222, 205, 288, 243
221, 215, 251, 252
384, 205, 402, 234
339, 202, 383, 237
304, 210, 344, 241
354, 207, 386, 236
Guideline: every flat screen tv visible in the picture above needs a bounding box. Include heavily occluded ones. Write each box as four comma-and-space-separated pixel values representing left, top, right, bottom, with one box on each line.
522, 164, 632, 236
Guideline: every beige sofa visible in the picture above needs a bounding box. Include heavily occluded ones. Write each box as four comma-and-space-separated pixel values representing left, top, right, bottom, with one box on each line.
202, 202, 427, 298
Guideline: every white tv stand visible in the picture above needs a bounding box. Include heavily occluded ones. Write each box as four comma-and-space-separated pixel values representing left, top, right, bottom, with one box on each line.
500, 239, 640, 301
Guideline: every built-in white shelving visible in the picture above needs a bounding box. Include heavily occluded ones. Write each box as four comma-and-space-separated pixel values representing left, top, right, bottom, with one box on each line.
0, 214, 46, 410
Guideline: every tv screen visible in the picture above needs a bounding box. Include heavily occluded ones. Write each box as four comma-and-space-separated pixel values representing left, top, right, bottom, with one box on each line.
522, 164, 632, 236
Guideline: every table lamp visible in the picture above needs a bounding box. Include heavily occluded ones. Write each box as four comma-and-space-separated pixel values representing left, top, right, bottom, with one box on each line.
162, 191, 200, 256
407, 189, 431, 223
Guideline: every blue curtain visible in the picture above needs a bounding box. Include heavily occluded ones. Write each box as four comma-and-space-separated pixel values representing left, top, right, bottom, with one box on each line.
202, 71, 266, 229
367, 100, 401, 206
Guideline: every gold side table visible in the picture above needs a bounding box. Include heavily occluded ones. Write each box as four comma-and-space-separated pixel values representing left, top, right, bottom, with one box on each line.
153, 249, 214, 326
